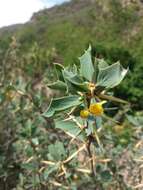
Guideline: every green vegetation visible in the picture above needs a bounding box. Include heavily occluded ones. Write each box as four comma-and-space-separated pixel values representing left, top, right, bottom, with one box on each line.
0, 38, 142, 189
0, 0, 143, 189
0, 0, 143, 108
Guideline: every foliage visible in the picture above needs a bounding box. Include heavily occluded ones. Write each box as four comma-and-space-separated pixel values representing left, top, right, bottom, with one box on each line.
41, 46, 141, 189
0, 0, 143, 109
0, 1, 143, 188
0, 39, 142, 189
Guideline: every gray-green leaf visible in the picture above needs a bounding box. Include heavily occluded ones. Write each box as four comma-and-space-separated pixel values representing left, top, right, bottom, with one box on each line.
47, 80, 67, 91
55, 120, 86, 141
62, 69, 89, 93
79, 46, 94, 81
97, 61, 128, 89
48, 141, 66, 161
54, 63, 65, 81
43, 96, 82, 117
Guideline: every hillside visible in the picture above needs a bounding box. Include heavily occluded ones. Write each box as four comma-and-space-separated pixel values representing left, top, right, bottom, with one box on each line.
0, 0, 143, 108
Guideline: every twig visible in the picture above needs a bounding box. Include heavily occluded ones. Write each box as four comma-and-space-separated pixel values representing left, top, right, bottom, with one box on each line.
41, 160, 56, 165
133, 184, 143, 189
49, 180, 69, 189
86, 137, 96, 176
68, 130, 83, 146
98, 93, 128, 104
76, 168, 91, 174
63, 144, 86, 164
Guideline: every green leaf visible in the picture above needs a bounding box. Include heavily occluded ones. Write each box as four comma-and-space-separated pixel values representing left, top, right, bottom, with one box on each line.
48, 141, 66, 161
43, 164, 59, 179
95, 116, 102, 129
43, 96, 82, 117
55, 120, 86, 141
100, 170, 112, 182
31, 138, 39, 146
85, 123, 94, 136
97, 62, 128, 89
22, 162, 38, 170
47, 80, 67, 91
97, 58, 109, 69
63, 69, 82, 85
62, 69, 89, 93
54, 63, 64, 81
126, 115, 143, 126
79, 46, 94, 81
93, 58, 108, 83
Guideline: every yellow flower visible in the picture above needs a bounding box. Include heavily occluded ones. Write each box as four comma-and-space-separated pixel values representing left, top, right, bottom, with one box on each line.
89, 101, 106, 116
80, 109, 90, 118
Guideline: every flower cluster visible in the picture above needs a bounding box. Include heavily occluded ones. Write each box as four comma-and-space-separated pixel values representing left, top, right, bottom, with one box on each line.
80, 101, 106, 118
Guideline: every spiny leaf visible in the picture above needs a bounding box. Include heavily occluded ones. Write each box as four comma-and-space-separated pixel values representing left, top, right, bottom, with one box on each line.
55, 119, 86, 141
47, 80, 67, 91
97, 61, 128, 89
97, 58, 109, 69
62, 69, 89, 93
54, 63, 65, 81
43, 96, 82, 117
79, 45, 94, 82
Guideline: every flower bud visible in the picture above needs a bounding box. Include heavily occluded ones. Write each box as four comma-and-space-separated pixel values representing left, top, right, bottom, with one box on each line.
80, 109, 90, 118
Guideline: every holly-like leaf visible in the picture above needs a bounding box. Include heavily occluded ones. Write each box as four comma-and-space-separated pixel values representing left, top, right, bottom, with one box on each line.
97, 58, 109, 69
55, 120, 86, 141
47, 80, 67, 91
79, 46, 94, 81
54, 63, 65, 81
92, 58, 108, 83
43, 96, 82, 117
62, 69, 89, 93
95, 116, 102, 129
97, 61, 128, 89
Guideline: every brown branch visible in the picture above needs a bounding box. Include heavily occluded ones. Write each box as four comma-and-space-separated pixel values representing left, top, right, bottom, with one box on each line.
86, 137, 96, 177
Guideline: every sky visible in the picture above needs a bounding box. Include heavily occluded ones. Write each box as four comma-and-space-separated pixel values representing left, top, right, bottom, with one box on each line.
0, 0, 70, 28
